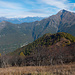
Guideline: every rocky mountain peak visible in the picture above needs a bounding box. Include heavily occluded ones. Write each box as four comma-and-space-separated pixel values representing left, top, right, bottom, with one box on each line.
57, 9, 69, 16
59, 9, 68, 13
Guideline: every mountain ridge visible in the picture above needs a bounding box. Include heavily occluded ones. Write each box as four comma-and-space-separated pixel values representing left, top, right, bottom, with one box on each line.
0, 9, 75, 54
0, 17, 44, 24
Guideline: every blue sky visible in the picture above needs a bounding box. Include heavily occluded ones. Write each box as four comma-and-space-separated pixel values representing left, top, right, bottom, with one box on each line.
0, 0, 75, 18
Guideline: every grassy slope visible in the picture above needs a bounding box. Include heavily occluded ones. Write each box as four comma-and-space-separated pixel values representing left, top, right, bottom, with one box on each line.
0, 63, 75, 75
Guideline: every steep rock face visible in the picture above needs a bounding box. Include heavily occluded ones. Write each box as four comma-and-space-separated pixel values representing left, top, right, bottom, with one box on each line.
57, 10, 75, 35
31, 9, 75, 40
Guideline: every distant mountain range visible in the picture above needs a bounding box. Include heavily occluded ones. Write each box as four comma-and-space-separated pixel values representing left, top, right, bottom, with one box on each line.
0, 9, 75, 54
0, 17, 44, 24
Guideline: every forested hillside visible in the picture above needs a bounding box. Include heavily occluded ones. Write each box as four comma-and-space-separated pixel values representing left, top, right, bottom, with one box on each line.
0, 32, 75, 67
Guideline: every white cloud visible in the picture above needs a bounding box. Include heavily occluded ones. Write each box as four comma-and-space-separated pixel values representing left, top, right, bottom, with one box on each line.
39, 0, 75, 12
72, 3, 75, 9
0, 1, 23, 9
41, 0, 68, 9
0, 0, 75, 18
0, 8, 49, 18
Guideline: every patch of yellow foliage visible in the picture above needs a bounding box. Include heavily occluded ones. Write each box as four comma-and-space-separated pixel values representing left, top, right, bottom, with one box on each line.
0, 53, 1, 56
20, 52, 25, 56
